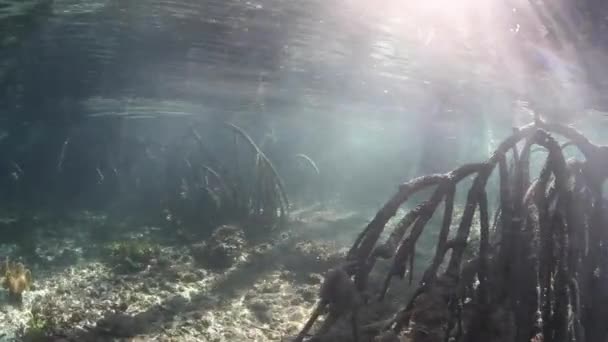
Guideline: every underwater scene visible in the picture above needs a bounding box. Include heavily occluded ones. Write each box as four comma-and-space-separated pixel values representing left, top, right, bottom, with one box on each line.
2, 0, 608, 341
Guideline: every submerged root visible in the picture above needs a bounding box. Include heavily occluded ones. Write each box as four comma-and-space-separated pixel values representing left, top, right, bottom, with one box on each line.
295, 118, 608, 342
295, 154, 320, 176
227, 123, 290, 225
172, 123, 291, 229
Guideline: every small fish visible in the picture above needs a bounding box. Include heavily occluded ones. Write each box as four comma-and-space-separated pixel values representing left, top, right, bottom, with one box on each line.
96, 167, 104, 184
10, 161, 22, 175
183, 157, 192, 170
56, 137, 71, 172
145, 147, 156, 160
180, 178, 189, 199
9, 161, 23, 180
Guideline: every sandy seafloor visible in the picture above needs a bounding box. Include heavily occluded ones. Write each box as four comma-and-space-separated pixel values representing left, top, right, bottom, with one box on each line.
0, 204, 397, 341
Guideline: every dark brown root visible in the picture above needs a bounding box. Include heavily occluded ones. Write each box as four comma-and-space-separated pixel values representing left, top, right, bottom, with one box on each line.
294, 118, 608, 342
227, 123, 290, 221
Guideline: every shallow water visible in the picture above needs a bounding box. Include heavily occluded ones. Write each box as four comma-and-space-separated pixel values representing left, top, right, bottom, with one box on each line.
2, 1, 608, 341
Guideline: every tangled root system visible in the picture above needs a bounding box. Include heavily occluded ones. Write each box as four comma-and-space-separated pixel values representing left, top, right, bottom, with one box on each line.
295, 118, 608, 342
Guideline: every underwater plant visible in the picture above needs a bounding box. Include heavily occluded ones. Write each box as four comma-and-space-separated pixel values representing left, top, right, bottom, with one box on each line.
103, 240, 161, 273
17, 296, 67, 342
18, 307, 52, 342
191, 224, 246, 270
1, 258, 33, 304
294, 117, 608, 342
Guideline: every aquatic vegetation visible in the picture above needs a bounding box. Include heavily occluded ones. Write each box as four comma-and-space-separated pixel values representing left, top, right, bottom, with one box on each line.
191, 224, 245, 270
18, 305, 53, 342
1, 258, 32, 304
103, 240, 161, 273
295, 117, 608, 342
17, 296, 75, 341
